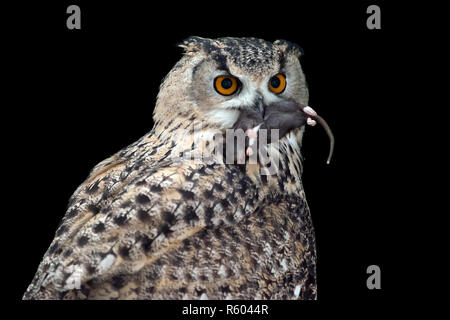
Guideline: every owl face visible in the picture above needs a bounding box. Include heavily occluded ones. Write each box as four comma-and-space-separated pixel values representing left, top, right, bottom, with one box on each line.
154, 37, 309, 131
183, 37, 309, 128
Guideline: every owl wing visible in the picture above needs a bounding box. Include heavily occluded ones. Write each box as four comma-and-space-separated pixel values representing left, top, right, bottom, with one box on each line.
23, 136, 262, 299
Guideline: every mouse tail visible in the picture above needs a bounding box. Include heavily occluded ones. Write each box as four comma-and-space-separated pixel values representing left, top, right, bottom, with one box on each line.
314, 114, 335, 164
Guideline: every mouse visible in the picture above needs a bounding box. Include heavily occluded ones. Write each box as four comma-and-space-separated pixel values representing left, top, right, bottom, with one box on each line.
232, 100, 335, 164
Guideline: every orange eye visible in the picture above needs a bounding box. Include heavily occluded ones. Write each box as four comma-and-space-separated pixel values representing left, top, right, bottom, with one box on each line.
268, 73, 287, 94
214, 75, 239, 96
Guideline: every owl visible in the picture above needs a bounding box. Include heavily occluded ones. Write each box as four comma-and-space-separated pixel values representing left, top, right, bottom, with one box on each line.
23, 36, 328, 300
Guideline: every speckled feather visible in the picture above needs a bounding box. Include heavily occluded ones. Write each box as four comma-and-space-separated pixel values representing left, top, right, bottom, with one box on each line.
23, 37, 317, 300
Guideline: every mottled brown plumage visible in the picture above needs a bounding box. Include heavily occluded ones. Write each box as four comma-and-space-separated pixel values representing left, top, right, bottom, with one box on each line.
23, 37, 319, 300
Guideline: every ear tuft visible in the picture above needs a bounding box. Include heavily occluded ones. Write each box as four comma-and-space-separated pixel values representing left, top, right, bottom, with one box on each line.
178, 36, 210, 53
274, 39, 304, 58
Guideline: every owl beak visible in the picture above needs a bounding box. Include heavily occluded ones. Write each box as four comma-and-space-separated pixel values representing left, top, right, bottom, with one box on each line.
254, 94, 265, 117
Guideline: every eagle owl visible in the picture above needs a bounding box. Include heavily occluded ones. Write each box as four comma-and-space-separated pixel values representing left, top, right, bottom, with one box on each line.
23, 37, 323, 300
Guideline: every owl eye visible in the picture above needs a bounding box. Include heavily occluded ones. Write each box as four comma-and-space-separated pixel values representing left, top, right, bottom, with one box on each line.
214, 75, 239, 96
268, 73, 287, 94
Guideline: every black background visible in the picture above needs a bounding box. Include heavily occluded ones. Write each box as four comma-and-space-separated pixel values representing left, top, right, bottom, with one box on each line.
5, 0, 449, 316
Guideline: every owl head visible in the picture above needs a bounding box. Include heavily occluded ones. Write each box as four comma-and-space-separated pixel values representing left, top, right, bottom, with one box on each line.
154, 36, 309, 132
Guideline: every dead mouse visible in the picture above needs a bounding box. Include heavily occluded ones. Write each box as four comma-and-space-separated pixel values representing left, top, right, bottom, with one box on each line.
233, 100, 335, 164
